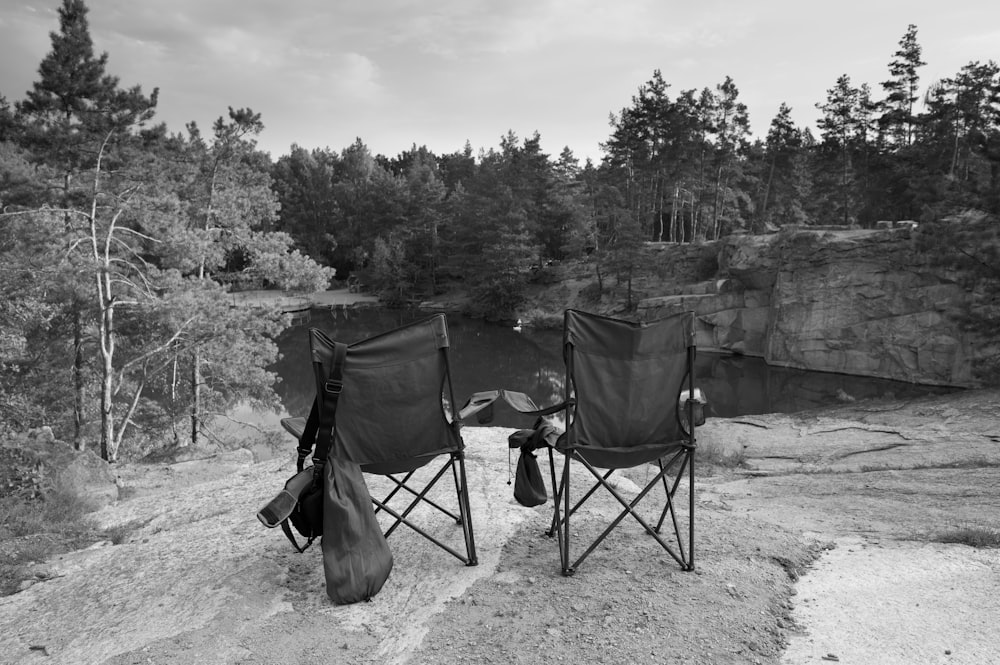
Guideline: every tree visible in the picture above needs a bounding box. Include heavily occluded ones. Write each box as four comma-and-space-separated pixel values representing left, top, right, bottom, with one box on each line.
442, 133, 537, 319
398, 145, 450, 295
816, 74, 865, 225
11, 0, 161, 458
271, 145, 340, 264
707, 76, 752, 238
603, 71, 714, 243
757, 103, 809, 230
176, 107, 332, 448
880, 24, 926, 149
13, 0, 133, 449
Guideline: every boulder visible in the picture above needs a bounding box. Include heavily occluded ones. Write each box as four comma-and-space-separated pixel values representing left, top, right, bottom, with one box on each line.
1, 430, 118, 508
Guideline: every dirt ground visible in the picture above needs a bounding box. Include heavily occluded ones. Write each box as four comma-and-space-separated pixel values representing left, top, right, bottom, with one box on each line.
1, 390, 998, 665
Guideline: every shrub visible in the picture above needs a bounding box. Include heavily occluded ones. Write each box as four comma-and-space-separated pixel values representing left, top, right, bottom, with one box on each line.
696, 439, 748, 472
934, 526, 1000, 548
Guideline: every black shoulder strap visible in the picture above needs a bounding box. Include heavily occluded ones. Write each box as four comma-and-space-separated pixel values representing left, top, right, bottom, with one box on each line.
295, 341, 348, 472
280, 519, 315, 553
315, 341, 347, 463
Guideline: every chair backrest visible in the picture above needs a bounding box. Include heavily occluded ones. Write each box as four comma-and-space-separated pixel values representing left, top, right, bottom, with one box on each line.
564, 309, 695, 454
310, 314, 461, 467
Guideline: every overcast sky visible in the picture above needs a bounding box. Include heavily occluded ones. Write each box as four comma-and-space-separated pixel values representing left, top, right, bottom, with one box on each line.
1, 1, 998, 162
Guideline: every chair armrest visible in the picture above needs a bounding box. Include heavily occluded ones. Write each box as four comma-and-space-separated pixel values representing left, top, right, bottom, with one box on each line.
455, 389, 573, 424
280, 416, 307, 440
499, 389, 573, 418
457, 390, 502, 422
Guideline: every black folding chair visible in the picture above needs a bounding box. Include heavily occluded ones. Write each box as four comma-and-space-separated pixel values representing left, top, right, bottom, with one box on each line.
513, 309, 699, 576
281, 314, 478, 566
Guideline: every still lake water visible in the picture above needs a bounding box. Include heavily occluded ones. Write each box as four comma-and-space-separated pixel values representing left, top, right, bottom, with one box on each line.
262, 307, 954, 429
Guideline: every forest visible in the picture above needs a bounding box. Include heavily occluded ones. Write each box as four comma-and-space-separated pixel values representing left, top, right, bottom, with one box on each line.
2, 1, 999, 461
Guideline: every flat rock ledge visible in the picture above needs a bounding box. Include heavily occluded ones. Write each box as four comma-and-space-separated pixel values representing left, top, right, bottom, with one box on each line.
0, 390, 997, 664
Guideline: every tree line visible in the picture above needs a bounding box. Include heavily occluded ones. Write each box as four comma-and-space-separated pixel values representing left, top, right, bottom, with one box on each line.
2, 5, 999, 459
269, 24, 999, 311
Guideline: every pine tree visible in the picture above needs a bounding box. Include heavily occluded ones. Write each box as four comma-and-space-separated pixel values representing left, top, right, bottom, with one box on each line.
13, 0, 159, 455
759, 103, 807, 229
880, 24, 926, 149
817, 74, 864, 225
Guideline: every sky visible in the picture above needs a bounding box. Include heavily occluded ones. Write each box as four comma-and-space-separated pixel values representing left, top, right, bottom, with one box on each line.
1, 0, 998, 163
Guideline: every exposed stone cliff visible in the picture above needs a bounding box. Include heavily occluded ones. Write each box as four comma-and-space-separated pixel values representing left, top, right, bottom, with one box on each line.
638, 228, 975, 386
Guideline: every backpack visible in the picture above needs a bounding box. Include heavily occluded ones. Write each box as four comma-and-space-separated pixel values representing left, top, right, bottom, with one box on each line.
256, 464, 324, 552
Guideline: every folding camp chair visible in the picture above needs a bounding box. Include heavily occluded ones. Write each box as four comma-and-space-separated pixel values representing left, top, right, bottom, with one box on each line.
517, 309, 699, 576
280, 314, 478, 566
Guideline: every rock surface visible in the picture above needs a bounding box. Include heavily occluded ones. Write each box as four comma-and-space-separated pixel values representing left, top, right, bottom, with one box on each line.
1, 390, 999, 664
639, 228, 976, 387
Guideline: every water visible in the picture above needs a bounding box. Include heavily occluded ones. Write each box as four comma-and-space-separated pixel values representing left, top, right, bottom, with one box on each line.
266, 308, 955, 428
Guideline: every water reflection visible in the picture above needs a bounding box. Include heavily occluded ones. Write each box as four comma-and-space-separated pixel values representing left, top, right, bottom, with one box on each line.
269, 308, 954, 427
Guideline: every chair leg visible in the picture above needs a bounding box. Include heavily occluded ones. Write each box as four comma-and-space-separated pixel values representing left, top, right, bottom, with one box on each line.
687, 446, 695, 571
546, 447, 560, 537
560, 452, 573, 576
450, 455, 464, 525
369, 454, 478, 566
652, 448, 695, 571
653, 452, 689, 562
548, 449, 693, 574
455, 451, 478, 566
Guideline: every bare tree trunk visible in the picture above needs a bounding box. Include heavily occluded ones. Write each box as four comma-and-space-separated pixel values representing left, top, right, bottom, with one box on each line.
97, 263, 115, 461
73, 307, 85, 450
190, 348, 200, 447
670, 185, 679, 243
842, 146, 851, 226
171, 356, 180, 446
112, 372, 145, 456
89, 133, 119, 462
712, 164, 724, 240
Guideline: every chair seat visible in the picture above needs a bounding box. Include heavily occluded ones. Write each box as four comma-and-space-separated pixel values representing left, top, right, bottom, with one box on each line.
569, 440, 688, 469
361, 453, 439, 475
282, 416, 452, 474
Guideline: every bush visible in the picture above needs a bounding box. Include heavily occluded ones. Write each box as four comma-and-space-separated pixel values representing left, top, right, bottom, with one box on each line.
518, 308, 564, 330
934, 526, 1000, 548
696, 439, 748, 472
579, 281, 603, 303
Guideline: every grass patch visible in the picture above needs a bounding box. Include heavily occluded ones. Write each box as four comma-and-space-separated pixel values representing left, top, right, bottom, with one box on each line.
0, 488, 137, 596
934, 526, 1000, 548
0, 487, 99, 538
696, 440, 748, 472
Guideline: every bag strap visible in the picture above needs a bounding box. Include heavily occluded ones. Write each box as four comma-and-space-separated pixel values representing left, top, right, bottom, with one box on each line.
295, 341, 348, 472
295, 400, 319, 472
280, 519, 315, 553
315, 341, 348, 464
279, 340, 347, 554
